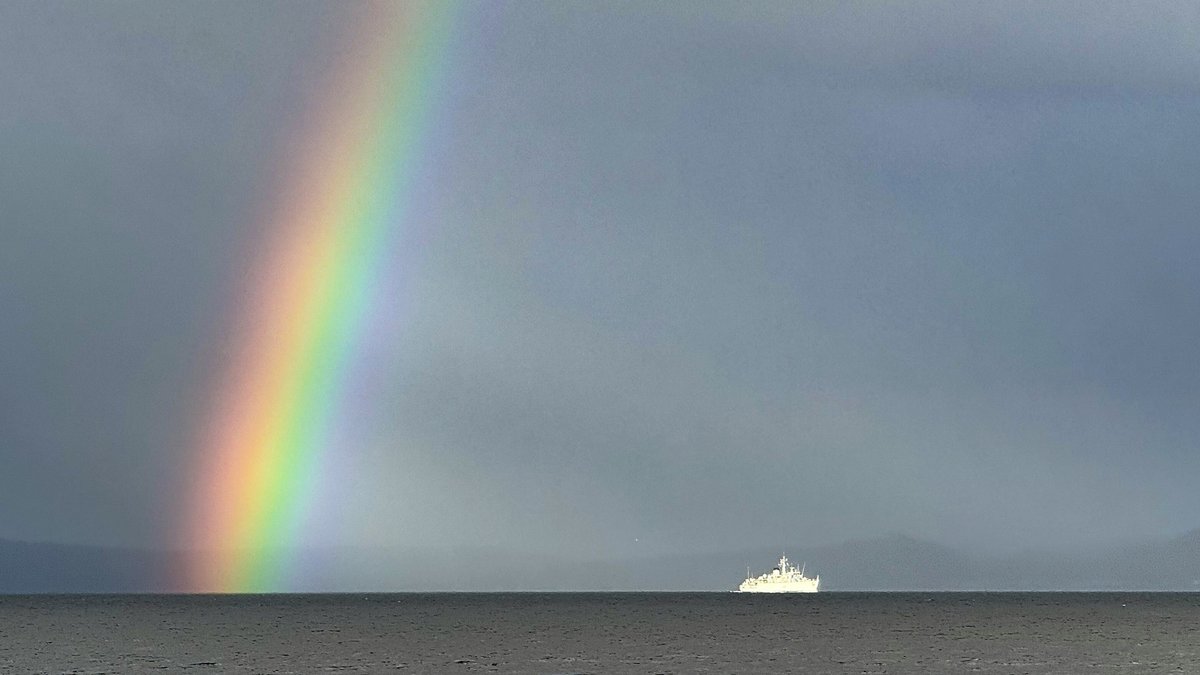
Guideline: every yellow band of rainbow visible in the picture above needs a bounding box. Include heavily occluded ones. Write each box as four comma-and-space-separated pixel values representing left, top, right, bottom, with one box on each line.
185, 1, 460, 592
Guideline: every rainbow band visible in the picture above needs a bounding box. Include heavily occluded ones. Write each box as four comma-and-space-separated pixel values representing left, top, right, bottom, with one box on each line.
187, 2, 459, 592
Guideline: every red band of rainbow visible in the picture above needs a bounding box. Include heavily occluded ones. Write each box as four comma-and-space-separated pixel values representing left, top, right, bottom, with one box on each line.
185, 2, 459, 592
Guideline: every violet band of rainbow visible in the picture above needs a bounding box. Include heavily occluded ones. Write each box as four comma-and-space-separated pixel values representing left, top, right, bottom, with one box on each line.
185, 1, 460, 592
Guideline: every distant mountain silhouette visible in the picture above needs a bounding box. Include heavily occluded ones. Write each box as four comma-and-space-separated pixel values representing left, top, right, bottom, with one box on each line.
4, 531, 1200, 592
744, 530, 1200, 591
0, 539, 178, 592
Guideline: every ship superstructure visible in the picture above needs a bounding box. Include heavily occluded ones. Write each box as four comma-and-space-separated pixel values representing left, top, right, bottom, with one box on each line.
737, 555, 820, 593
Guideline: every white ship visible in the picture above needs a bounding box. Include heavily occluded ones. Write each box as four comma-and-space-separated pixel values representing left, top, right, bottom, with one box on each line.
737, 555, 820, 593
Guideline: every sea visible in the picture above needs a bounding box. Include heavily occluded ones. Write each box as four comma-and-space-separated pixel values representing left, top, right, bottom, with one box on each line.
1, 592, 1198, 673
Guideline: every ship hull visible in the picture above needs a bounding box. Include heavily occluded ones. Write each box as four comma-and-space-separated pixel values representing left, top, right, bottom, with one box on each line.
736, 555, 820, 592
736, 581, 819, 593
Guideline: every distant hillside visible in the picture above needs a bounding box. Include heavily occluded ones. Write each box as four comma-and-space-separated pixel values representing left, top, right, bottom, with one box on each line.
657, 530, 1200, 591
0, 539, 177, 593
723, 531, 1200, 591
4, 531, 1200, 592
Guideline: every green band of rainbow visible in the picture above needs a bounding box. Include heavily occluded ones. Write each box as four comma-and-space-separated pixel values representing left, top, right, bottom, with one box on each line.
186, 2, 459, 592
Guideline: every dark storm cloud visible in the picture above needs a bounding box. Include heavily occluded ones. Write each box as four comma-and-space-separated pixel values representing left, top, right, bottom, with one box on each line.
376, 1, 1200, 554
0, 1, 355, 544
2, 0, 1198, 565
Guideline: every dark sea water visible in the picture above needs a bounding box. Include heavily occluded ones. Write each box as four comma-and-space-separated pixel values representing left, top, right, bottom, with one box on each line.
1, 593, 1198, 673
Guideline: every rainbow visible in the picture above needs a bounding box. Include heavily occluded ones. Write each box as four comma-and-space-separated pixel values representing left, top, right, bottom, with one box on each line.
185, 2, 461, 592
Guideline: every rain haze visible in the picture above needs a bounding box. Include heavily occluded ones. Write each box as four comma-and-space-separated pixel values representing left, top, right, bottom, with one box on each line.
3, 1, 1200, 590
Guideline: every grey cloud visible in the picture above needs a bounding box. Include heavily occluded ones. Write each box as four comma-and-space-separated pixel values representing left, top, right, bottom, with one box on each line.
1, 1, 1198, 574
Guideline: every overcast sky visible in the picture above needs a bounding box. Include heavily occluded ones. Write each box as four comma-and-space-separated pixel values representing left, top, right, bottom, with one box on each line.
2, 1, 1200, 561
